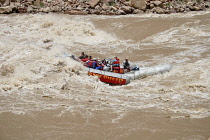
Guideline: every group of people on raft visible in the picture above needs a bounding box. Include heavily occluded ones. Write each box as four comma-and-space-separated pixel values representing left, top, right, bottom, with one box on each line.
77, 52, 138, 73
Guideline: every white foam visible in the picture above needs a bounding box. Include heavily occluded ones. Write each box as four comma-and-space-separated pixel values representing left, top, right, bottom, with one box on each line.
0, 13, 210, 119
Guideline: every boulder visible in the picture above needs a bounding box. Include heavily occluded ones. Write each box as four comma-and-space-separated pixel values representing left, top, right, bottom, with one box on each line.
153, 1, 163, 8
89, 9, 100, 14
101, 0, 109, 3
0, 5, 13, 14
27, 6, 34, 13
194, 6, 200, 11
111, 6, 118, 11
95, 5, 102, 11
130, 0, 146, 10
187, 2, 196, 6
150, 3, 155, 9
102, 4, 109, 10
42, 7, 51, 13
0, 0, 5, 5
153, 7, 165, 14
132, 9, 144, 14
187, 5, 196, 11
34, 0, 41, 6
64, 10, 87, 15
88, 0, 100, 8
100, 10, 115, 15
164, 9, 175, 14
50, 6, 61, 12
76, 5, 85, 11
116, 9, 126, 15
18, 7, 27, 13
120, 6, 132, 13
205, 2, 210, 8
2, 0, 10, 6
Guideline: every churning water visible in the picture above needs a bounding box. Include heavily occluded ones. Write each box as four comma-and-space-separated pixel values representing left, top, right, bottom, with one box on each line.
0, 11, 210, 139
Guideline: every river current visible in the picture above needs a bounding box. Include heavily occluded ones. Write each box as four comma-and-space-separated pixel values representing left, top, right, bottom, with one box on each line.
0, 11, 210, 140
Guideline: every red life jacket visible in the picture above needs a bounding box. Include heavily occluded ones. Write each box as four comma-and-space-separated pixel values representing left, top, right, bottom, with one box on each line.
86, 61, 94, 67
113, 58, 120, 64
81, 57, 88, 62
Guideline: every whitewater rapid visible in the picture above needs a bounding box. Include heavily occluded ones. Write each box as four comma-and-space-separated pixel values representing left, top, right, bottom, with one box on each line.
0, 11, 210, 140
0, 12, 210, 128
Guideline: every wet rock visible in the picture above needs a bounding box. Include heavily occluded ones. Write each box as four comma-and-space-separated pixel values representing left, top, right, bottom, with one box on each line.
64, 10, 87, 15
0, 65, 14, 76
100, 10, 115, 15
41, 22, 53, 28
174, 5, 185, 12
49, 6, 61, 12
76, 5, 85, 11
194, 6, 201, 11
89, 9, 101, 14
205, 2, 210, 8
61, 83, 70, 90
116, 9, 126, 15
185, 7, 191, 12
42, 7, 51, 13
0, 5, 13, 14
121, 5, 132, 13
153, 7, 165, 14
188, 5, 196, 11
187, 2, 196, 6
18, 7, 27, 13
42, 95, 53, 98
179, 7, 185, 12
2, 0, 10, 6
2, 86, 12, 91
132, 8, 144, 14
27, 5, 34, 13
43, 39, 53, 43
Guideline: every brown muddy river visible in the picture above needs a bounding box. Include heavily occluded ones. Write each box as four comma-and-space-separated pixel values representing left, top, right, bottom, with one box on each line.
0, 11, 210, 140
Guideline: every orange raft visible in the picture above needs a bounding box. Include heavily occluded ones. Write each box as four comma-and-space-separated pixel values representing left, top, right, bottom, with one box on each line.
85, 67, 130, 85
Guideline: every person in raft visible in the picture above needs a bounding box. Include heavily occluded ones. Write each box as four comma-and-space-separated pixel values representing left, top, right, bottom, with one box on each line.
95, 62, 104, 70
122, 58, 131, 72
110, 57, 120, 72
85, 56, 94, 68
78, 52, 87, 60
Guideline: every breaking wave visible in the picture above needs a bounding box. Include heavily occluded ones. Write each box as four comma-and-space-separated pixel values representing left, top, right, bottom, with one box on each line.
0, 12, 210, 120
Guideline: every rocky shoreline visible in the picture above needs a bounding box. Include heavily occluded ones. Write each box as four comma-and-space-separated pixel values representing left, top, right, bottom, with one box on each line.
0, 0, 210, 15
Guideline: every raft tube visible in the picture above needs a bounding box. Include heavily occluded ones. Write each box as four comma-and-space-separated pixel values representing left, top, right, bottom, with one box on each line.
85, 67, 131, 85
124, 64, 172, 80
85, 64, 172, 85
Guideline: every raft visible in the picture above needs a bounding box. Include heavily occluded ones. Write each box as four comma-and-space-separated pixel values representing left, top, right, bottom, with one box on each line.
68, 54, 172, 85
85, 64, 172, 85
